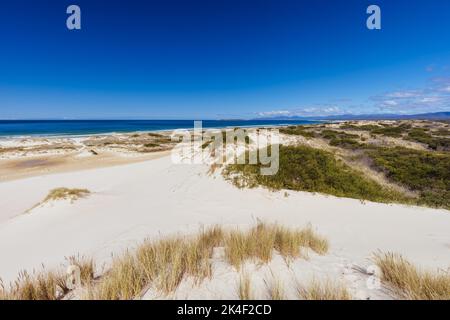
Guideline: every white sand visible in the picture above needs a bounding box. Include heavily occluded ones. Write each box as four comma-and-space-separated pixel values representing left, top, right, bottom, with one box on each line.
0, 154, 449, 299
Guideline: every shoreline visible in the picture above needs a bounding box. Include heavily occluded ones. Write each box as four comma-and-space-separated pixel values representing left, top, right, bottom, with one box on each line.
0, 124, 294, 182
0, 119, 448, 299
0, 149, 172, 183
0, 120, 322, 139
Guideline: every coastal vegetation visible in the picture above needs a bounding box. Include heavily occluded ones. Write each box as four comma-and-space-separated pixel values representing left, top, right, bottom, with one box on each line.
406, 128, 449, 150
224, 223, 328, 268
319, 130, 362, 149
1, 225, 447, 300
224, 145, 408, 204
272, 120, 450, 209
43, 187, 90, 202
370, 123, 411, 137
1, 223, 329, 300
238, 272, 253, 300
297, 279, 352, 300
24, 187, 91, 214
373, 252, 450, 300
280, 126, 316, 138
0, 256, 94, 300
367, 147, 450, 209
89, 222, 328, 299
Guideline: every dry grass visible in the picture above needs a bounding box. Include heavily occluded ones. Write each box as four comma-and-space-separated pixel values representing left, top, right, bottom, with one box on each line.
89, 253, 143, 300
2, 223, 328, 300
265, 277, 285, 300
90, 223, 327, 299
0, 256, 94, 300
67, 255, 95, 286
25, 187, 91, 214
238, 272, 253, 300
44, 188, 90, 202
0, 270, 67, 300
90, 228, 225, 299
224, 223, 328, 269
373, 252, 450, 300
297, 279, 352, 300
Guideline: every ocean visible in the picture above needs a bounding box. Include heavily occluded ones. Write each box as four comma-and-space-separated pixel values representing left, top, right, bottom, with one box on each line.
0, 120, 320, 137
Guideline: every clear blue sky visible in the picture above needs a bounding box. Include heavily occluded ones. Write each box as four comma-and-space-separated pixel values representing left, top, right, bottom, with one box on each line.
0, 0, 449, 119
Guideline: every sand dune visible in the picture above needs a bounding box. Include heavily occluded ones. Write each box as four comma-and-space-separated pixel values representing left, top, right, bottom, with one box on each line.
0, 152, 449, 299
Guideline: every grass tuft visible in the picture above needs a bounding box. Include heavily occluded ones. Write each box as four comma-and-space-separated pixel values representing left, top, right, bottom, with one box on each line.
238, 272, 253, 300
44, 188, 90, 202
2, 223, 328, 300
297, 279, 352, 300
25, 187, 91, 214
224, 223, 328, 269
373, 252, 450, 300
0, 255, 96, 300
265, 276, 285, 300
67, 255, 95, 286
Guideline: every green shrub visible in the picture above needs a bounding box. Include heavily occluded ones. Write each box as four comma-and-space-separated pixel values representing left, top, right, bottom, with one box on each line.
433, 129, 449, 137
144, 143, 160, 148
407, 128, 449, 150
371, 125, 409, 138
320, 130, 362, 149
224, 145, 407, 204
340, 124, 380, 131
368, 147, 450, 209
280, 126, 315, 138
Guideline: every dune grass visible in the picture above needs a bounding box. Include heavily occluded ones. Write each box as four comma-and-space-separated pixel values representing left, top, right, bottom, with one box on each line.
68, 256, 96, 286
1, 223, 327, 300
0, 256, 94, 300
265, 277, 285, 300
25, 187, 91, 213
44, 188, 90, 202
297, 279, 352, 300
224, 223, 328, 269
238, 272, 253, 300
0, 270, 67, 300
88, 223, 327, 299
373, 252, 450, 300
91, 230, 219, 299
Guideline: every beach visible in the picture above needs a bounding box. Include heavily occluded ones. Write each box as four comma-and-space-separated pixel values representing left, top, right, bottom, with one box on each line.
0, 124, 449, 299
2, 1, 449, 302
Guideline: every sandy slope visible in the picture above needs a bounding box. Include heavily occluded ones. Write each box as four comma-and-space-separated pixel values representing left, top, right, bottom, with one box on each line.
0, 154, 449, 298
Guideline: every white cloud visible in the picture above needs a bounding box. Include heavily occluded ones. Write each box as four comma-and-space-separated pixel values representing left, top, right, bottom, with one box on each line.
381, 100, 399, 106
257, 110, 290, 117
256, 75, 450, 118
371, 77, 450, 113
441, 86, 450, 93
386, 91, 422, 98
256, 105, 344, 118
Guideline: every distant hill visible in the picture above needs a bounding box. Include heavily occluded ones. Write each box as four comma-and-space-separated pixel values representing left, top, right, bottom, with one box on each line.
254, 111, 450, 121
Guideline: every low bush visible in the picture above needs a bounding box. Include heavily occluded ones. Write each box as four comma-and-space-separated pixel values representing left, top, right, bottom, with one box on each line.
367, 147, 450, 209
224, 145, 408, 204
